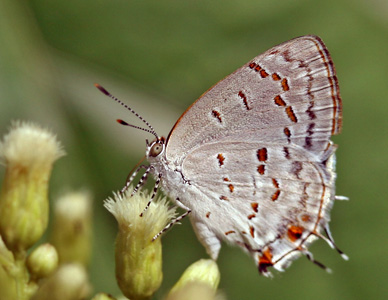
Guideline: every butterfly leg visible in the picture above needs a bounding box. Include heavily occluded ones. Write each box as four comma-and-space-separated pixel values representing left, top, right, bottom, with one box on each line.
152, 198, 191, 241
140, 173, 162, 217
120, 164, 150, 194
129, 165, 154, 196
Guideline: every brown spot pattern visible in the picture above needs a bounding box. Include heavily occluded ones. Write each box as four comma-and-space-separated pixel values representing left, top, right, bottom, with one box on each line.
257, 148, 268, 162
285, 106, 298, 123
306, 101, 316, 120
272, 178, 279, 188
291, 161, 303, 179
272, 73, 281, 81
284, 127, 291, 142
274, 95, 286, 107
225, 230, 236, 235
238, 91, 250, 110
251, 202, 259, 213
228, 184, 234, 193
287, 225, 304, 242
212, 110, 222, 123
257, 164, 265, 175
281, 78, 290, 91
217, 154, 225, 167
283, 146, 290, 159
248, 214, 256, 220
271, 189, 281, 201
260, 69, 269, 78
249, 226, 255, 238
258, 248, 274, 274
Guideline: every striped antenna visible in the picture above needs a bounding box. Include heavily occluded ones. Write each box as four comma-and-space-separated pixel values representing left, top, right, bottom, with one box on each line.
95, 84, 158, 139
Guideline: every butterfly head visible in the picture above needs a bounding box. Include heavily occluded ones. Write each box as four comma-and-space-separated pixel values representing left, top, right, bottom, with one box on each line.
146, 136, 166, 160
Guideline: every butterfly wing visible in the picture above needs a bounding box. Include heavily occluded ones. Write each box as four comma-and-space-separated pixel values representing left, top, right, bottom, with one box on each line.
180, 138, 337, 275
160, 35, 343, 275
165, 35, 342, 167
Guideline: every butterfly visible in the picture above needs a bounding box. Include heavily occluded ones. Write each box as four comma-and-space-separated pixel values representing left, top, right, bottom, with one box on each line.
96, 35, 347, 276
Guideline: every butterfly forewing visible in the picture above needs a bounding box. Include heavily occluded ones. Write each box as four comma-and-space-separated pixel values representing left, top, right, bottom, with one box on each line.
166, 35, 342, 166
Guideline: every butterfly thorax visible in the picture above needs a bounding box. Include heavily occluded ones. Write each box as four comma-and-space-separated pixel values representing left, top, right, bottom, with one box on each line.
146, 137, 191, 204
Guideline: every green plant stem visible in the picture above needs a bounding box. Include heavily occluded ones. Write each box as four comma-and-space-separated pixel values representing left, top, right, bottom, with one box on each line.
12, 252, 29, 300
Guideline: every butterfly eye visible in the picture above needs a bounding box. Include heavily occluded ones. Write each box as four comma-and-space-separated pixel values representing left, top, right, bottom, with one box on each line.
149, 142, 164, 157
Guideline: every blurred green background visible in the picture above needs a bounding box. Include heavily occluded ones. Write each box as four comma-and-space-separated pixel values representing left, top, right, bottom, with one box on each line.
1, 0, 387, 299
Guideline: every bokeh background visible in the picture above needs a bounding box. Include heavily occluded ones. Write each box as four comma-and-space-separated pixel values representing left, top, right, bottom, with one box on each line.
1, 0, 387, 299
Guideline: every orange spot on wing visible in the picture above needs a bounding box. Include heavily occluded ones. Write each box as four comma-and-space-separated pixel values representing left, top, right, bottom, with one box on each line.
281, 78, 290, 91
257, 165, 265, 175
225, 230, 236, 235
251, 202, 259, 213
272, 178, 279, 188
260, 69, 269, 78
301, 214, 310, 222
248, 214, 256, 220
258, 248, 274, 274
274, 95, 286, 107
212, 110, 222, 122
249, 226, 255, 238
272, 73, 281, 81
284, 127, 291, 139
271, 190, 281, 201
217, 154, 225, 166
287, 225, 304, 242
285, 106, 298, 123
249, 62, 256, 69
257, 148, 268, 162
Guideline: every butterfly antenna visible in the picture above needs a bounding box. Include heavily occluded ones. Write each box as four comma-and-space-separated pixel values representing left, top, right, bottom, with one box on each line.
95, 83, 158, 139
116, 119, 157, 138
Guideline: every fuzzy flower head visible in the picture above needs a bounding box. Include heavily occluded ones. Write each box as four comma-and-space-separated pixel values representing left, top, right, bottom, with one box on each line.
0, 121, 65, 253
104, 188, 176, 300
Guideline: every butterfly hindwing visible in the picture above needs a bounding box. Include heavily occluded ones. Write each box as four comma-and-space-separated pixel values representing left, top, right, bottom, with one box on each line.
180, 139, 336, 273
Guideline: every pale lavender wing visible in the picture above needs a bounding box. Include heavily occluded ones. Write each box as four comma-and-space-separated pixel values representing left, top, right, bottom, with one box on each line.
165, 35, 342, 166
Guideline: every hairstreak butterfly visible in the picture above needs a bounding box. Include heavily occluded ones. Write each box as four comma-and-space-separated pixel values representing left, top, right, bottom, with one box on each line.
96, 35, 347, 276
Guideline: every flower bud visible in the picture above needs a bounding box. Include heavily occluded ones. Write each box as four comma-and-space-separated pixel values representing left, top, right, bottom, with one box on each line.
104, 189, 176, 300
50, 190, 92, 266
91, 293, 116, 300
167, 259, 221, 300
0, 121, 64, 253
27, 243, 58, 280
31, 263, 91, 300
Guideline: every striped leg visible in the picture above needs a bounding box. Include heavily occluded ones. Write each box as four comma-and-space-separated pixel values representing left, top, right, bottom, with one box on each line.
129, 165, 154, 196
152, 199, 192, 241
140, 173, 162, 217
120, 164, 149, 194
